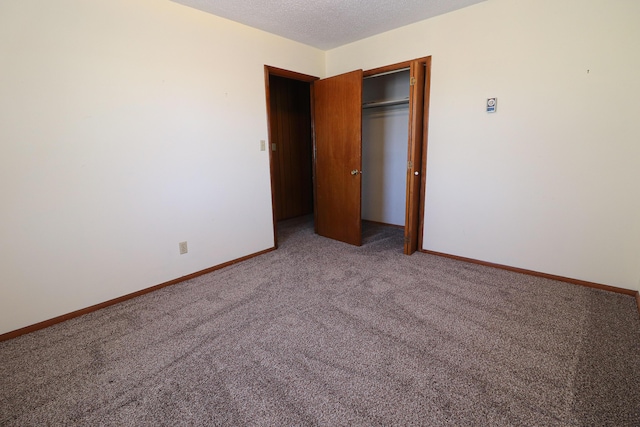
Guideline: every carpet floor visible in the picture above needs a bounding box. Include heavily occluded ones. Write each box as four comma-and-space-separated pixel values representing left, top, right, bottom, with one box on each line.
1, 216, 639, 426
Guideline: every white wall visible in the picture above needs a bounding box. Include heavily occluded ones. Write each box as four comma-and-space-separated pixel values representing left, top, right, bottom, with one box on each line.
327, 0, 640, 291
0, 0, 324, 335
362, 106, 408, 226
2, 0, 638, 336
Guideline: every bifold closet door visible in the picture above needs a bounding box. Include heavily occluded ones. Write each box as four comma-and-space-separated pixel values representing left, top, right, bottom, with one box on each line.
314, 70, 363, 246
404, 60, 427, 254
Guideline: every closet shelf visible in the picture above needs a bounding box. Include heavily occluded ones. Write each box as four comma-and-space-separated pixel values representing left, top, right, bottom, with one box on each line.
362, 98, 410, 109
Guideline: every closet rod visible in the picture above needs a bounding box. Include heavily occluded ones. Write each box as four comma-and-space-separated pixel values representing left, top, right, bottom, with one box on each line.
362, 98, 410, 109
363, 67, 410, 80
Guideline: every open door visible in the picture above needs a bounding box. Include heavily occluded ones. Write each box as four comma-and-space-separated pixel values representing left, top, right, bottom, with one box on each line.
404, 59, 428, 254
314, 70, 363, 246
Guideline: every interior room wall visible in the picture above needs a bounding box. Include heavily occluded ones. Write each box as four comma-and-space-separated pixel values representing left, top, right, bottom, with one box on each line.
327, 0, 640, 292
0, 0, 324, 335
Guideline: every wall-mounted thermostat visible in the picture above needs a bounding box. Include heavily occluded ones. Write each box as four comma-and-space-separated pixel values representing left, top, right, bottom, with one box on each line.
486, 98, 497, 113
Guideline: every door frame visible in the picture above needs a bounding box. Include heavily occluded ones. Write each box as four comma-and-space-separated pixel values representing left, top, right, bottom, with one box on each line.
264, 66, 319, 248
264, 57, 431, 253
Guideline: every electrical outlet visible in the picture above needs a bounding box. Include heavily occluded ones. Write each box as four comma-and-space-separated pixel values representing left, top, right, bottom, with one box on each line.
179, 241, 188, 255
260, 140, 266, 151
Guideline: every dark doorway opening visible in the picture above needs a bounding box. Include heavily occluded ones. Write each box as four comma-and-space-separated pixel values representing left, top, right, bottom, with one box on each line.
264, 66, 319, 248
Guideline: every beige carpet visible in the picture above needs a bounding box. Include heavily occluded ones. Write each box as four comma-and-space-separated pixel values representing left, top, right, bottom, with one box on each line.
1, 215, 639, 426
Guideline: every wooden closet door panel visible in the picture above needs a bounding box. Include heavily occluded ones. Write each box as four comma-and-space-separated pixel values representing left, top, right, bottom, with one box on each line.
314, 70, 363, 246
404, 60, 427, 254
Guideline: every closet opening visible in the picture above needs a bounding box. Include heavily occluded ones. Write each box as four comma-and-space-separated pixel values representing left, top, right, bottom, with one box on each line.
360, 57, 430, 255
361, 67, 412, 233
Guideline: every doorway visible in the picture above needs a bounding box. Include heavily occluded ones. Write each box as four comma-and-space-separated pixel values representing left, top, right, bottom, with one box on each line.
269, 75, 314, 221
264, 57, 430, 253
264, 66, 318, 247
362, 58, 430, 254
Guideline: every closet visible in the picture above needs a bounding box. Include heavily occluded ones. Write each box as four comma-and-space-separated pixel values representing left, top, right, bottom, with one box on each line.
362, 68, 411, 227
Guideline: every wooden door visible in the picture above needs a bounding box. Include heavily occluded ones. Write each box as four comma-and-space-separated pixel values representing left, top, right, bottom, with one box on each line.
404, 59, 428, 254
314, 70, 363, 246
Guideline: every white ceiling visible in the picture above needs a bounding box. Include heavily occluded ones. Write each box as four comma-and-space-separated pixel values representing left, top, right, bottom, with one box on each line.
170, 0, 487, 50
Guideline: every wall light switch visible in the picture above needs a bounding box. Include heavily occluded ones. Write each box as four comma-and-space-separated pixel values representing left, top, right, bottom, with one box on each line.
260, 140, 266, 151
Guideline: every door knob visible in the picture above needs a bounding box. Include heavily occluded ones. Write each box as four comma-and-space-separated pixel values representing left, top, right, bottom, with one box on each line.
351, 170, 362, 176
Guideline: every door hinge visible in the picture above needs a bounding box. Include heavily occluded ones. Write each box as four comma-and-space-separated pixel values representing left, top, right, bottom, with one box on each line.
407, 161, 413, 170
410, 77, 416, 86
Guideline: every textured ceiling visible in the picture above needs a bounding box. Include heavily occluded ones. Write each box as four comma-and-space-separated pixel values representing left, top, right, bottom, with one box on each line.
170, 0, 487, 50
